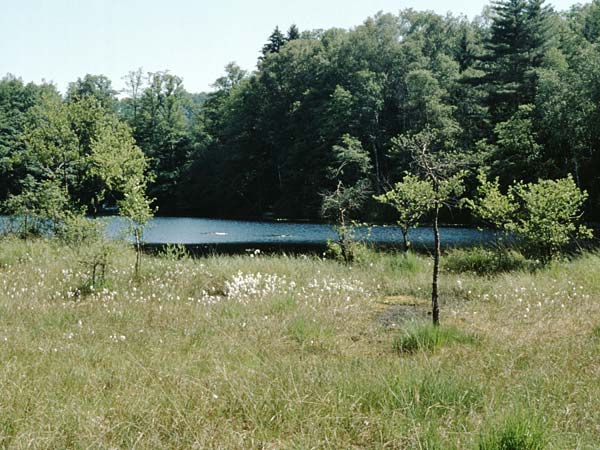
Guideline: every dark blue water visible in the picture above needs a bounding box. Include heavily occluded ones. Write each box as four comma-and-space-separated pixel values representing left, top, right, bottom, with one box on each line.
0, 215, 498, 248
105, 216, 497, 248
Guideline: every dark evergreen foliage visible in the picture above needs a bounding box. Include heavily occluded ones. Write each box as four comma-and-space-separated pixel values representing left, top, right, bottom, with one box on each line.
287, 24, 301, 41
262, 26, 287, 56
479, 0, 552, 122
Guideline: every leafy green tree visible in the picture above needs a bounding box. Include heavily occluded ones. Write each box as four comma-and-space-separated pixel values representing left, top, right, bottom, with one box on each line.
6, 89, 153, 248
374, 173, 435, 252
184, 9, 485, 220
489, 104, 543, 184
456, 25, 479, 72
394, 130, 466, 325
322, 134, 372, 263
403, 69, 459, 139
468, 171, 592, 261
19, 91, 82, 198
88, 114, 151, 207
134, 71, 191, 210
346, 70, 386, 192
118, 178, 154, 277
3, 177, 69, 236
549, 4, 588, 50
212, 62, 247, 91
250, 36, 332, 217
535, 44, 600, 209
0, 75, 51, 200
17, 93, 136, 213
66, 74, 117, 111
88, 113, 154, 275
121, 68, 144, 130
199, 68, 276, 216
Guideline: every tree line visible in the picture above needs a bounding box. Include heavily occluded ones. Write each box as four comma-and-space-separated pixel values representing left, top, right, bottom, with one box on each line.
2, 0, 600, 223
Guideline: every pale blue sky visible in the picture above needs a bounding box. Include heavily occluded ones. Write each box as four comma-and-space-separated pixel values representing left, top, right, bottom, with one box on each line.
0, 0, 581, 94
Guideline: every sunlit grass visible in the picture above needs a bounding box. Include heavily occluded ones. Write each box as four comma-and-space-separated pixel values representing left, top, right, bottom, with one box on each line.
0, 237, 599, 448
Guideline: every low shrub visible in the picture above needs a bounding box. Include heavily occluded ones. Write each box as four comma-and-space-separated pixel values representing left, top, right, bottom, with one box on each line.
325, 239, 372, 264
159, 243, 190, 261
443, 247, 534, 275
58, 215, 118, 287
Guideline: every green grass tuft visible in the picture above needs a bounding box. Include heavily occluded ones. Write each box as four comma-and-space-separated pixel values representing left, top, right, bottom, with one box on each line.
479, 414, 547, 450
394, 322, 478, 353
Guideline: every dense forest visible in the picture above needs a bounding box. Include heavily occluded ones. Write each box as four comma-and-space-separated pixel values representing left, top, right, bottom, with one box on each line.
2, 0, 600, 222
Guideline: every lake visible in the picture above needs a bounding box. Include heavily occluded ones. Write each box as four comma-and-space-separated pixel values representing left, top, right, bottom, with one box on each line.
0, 215, 500, 253
105, 217, 499, 252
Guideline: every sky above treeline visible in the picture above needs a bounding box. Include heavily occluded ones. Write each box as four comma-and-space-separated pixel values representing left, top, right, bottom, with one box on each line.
1, 0, 582, 95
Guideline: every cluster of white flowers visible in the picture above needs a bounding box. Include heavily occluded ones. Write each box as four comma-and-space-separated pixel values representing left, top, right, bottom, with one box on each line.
109, 333, 127, 342
224, 271, 295, 302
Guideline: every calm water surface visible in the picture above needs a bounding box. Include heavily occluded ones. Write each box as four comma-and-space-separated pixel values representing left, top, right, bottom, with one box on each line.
106, 216, 498, 248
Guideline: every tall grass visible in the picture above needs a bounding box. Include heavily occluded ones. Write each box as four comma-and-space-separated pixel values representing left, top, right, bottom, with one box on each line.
0, 237, 599, 447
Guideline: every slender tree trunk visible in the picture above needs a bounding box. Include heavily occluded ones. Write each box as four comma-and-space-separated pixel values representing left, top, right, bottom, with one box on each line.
339, 208, 348, 263
402, 229, 410, 253
432, 203, 441, 326
371, 137, 382, 194
134, 228, 142, 277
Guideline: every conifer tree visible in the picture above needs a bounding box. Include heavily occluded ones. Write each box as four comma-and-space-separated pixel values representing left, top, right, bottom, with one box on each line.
286, 24, 301, 41
262, 26, 286, 56
481, 0, 552, 122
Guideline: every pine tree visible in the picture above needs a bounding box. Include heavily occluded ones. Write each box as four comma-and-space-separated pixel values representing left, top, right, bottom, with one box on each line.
286, 24, 300, 41
456, 27, 477, 72
262, 26, 286, 56
481, 0, 552, 122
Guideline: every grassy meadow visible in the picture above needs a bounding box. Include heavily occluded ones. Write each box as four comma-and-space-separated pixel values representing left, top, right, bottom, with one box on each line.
0, 237, 599, 448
